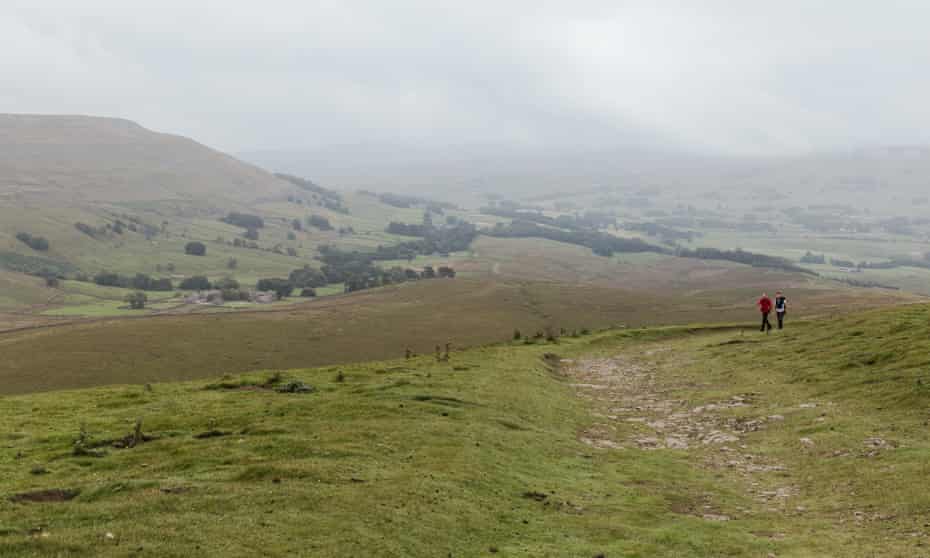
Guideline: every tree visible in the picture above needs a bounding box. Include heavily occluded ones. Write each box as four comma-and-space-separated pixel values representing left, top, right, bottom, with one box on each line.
226, 257, 238, 270
288, 265, 328, 288
150, 278, 173, 291
437, 266, 456, 278
291, 218, 303, 231
307, 215, 333, 231
243, 228, 260, 241
131, 273, 153, 290
125, 291, 147, 310
184, 241, 206, 256
180, 276, 212, 290
213, 277, 240, 290
94, 271, 125, 287
256, 278, 294, 299
221, 212, 265, 229
299, 288, 317, 297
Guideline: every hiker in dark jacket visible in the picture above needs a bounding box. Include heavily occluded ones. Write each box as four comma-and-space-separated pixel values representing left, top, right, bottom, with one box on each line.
758, 293, 773, 333
774, 291, 788, 330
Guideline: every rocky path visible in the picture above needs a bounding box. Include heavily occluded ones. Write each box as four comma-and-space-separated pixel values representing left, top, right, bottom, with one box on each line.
563, 346, 801, 522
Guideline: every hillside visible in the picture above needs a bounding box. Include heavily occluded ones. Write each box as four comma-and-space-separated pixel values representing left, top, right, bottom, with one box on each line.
0, 303, 928, 556
0, 114, 449, 315
0, 114, 289, 204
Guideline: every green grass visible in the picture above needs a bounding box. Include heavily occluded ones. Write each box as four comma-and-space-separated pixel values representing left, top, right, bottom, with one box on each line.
0, 333, 775, 557
2, 304, 929, 555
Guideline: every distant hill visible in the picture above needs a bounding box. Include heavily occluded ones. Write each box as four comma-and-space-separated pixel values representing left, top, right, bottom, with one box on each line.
0, 114, 289, 205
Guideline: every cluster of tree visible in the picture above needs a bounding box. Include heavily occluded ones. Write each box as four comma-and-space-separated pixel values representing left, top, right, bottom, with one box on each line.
287, 253, 456, 295
480, 207, 616, 231
255, 277, 294, 299
368, 191, 457, 211
625, 222, 695, 243
487, 220, 662, 257
275, 173, 347, 214
830, 258, 856, 268
800, 251, 826, 264
74, 222, 106, 238
15, 232, 50, 251
113, 213, 160, 239
232, 237, 260, 249
386, 221, 429, 237
184, 241, 206, 256
859, 257, 930, 271
221, 212, 265, 229
0, 251, 76, 278
307, 215, 333, 231
179, 275, 212, 290
341, 264, 454, 293
677, 247, 815, 275
275, 173, 340, 198
94, 272, 173, 291
74, 218, 160, 240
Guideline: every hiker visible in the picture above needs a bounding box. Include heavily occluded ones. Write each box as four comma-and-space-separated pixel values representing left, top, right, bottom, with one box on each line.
774, 291, 788, 330
757, 292, 773, 333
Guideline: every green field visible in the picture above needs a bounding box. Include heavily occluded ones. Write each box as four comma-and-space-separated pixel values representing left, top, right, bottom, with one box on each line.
1, 302, 928, 556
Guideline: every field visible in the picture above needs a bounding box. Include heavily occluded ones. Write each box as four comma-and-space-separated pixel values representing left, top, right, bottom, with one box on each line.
0, 275, 911, 396
1, 302, 928, 556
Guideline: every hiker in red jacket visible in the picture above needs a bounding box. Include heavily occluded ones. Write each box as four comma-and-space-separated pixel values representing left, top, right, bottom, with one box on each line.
758, 293, 773, 333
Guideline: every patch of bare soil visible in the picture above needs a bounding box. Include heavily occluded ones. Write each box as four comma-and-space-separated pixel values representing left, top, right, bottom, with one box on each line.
565, 346, 799, 519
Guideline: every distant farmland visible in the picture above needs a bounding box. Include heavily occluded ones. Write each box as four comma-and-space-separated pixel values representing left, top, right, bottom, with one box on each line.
0, 277, 909, 395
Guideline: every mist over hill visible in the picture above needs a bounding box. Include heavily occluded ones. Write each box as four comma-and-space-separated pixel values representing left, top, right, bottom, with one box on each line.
242, 142, 930, 214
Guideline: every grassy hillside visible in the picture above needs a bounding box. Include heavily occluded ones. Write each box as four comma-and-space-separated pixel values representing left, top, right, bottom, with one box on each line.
1, 303, 928, 556
0, 114, 289, 204
0, 277, 907, 396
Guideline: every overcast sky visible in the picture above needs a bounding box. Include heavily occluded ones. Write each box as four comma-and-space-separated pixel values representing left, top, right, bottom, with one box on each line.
5, 1, 930, 157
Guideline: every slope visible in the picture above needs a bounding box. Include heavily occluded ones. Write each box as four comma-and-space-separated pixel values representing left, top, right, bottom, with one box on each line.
0, 114, 289, 204
0, 304, 928, 556
0, 276, 908, 396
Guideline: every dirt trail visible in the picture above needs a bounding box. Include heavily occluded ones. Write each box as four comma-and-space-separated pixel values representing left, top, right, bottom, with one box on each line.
564, 346, 800, 519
